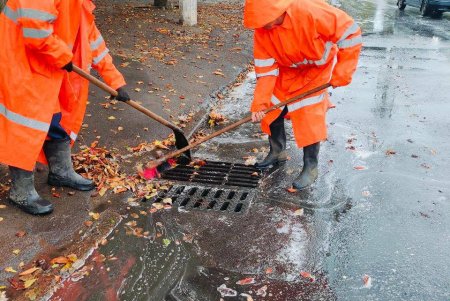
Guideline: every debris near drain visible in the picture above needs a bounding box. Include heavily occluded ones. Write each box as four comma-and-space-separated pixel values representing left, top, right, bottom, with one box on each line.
217, 284, 237, 297
208, 111, 228, 127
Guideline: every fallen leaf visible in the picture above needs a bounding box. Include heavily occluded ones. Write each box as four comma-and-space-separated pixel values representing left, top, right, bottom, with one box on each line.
67, 191, 75, 196
162, 198, 173, 205
19, 267, 40, 276
162, 239, 171, 247
134, 88, 141, 92
265, 268, 273, 274
108, 116, 116, 120
294, 208, 304, 216
236, 277, 255, 285
84, 220, 93, 227
0, 217, 3, 222
13, 249, 20, 255
130, 213, 139, 219
213, 70, 225, 76
23, 278, 37, 289
354, 166, 367, 170
52, 192, 61, 198
118, 126, 124, 131
244, 156, 257, 166
16, 231, 26, 237
363, 274, 372, 288
300, 271, 316, 282
0, 205, 6, 209
287, 188, 298, 193
152, 203, 164, 210
251, 172, 259, 177
50, 256, 69, 265
385, 149, 396, 156
89, 212, 100, 220
5, 267, 17, 273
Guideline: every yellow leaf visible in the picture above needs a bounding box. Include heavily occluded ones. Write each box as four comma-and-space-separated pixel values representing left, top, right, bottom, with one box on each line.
118, 126, 124, 131
0, 286, 6, 290
134, 88, 141, 92
98, 187, 108, 197
0, 217, 3, 222
294, 208, 304, 216
152, 203, 164, 210
89, 212, 100, 220
162, 198, 172, 205
0, 205, 6, 209
23, 278, 37, 289
67, 254, 78, 262
108, 116, 116, 120
5, 267, 17, 273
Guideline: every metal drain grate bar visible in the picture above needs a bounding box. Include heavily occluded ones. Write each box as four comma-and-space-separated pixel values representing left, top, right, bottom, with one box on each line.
145, 185, 255, 214
161, 160, 262, 188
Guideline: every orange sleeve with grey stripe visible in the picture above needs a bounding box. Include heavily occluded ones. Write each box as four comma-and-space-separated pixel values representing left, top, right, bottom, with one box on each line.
314, 4, 362, 87
251, 30, 278, 113
10, 0, 73, 68
89, 23, 126, 90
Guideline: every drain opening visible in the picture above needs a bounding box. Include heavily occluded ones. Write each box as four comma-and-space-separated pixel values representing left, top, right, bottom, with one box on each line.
193, 200, 203, 208
214, 190, 223, 198
234, 203, 243, 213
227, 191, 235, 200
175, 186, 185, 194
220, 202, 230, 211
201, 189, 211, 197
207, 201, 217, 210
180, 198, 190, 207
188, 188, 197, 196
240, 192, 248, 201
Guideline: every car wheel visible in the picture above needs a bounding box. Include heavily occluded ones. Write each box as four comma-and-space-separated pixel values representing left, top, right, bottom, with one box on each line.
420, 0, 432, 16
397, 0, 406, 10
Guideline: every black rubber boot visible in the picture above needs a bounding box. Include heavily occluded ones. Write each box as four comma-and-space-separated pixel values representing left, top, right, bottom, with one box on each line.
8, 166, 54, 215
292, 142, 320, 190
44, 138, 95, 191
255, 107, 288, 170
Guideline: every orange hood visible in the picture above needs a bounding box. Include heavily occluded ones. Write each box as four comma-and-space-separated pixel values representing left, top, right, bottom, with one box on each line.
243, 0, 295, 29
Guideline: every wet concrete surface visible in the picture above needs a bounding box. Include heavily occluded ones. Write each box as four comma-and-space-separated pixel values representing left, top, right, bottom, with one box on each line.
2, 0, 450, 300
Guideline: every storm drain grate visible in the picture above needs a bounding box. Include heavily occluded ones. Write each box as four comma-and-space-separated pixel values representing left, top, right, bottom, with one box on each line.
144, 185, 256, 214
161, 161, 262, 188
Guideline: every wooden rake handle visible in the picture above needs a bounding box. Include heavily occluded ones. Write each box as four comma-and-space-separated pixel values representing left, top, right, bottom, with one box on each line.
72, 65, 183, 132
148, 83, 332, 168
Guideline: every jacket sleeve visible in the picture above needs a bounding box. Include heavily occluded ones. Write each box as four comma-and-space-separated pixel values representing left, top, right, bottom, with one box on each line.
314, 5, 362, 87
89, 23, 126, 90
251, 30, 278, 112
16, 0, 72, 68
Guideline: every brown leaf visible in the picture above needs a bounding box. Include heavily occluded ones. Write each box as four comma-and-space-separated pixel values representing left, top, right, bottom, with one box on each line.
16, 231, 26, 237
354, 166, 367, 170
287, 188, 298, 193
265, 267, 273, 274
84, 220, 93, 227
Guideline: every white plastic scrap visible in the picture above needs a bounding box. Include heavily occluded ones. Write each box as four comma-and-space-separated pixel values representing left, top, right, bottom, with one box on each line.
217, 284, 238, 297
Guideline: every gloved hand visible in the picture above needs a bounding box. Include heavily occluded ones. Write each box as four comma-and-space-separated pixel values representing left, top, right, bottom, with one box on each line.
62, 62, 73, 72
112, 87, 131, 102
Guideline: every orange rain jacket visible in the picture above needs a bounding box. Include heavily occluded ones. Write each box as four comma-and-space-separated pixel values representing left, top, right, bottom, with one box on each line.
0, 0, 125, 171
244, 0, 362, 148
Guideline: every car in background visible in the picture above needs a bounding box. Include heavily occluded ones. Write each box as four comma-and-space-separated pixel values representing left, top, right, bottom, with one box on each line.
397, 0, 450, 17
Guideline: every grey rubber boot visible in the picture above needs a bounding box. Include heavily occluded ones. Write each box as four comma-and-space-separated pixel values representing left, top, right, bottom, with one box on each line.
255, 108, 288, 170
44, 138, 95, 191
8, 166, 54, 215
292, 142, 320, 190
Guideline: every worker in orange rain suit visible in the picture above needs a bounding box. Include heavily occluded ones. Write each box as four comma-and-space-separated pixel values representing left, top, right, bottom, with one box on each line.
244, 0, 362, 190
0, 0, 130, 215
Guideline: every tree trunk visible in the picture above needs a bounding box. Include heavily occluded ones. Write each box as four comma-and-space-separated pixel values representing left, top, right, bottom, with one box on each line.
1, 0, 7, 12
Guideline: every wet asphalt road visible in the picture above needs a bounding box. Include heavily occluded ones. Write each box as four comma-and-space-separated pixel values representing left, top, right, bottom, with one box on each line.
49, 1, 450, 300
